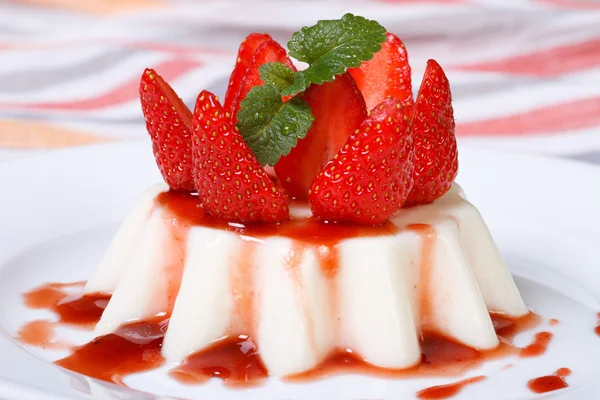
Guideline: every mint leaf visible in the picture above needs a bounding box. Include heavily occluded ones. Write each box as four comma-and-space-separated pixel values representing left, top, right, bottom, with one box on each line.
237, 84, 314, 166
259, 62, 295, 92
282, 13, 386, 96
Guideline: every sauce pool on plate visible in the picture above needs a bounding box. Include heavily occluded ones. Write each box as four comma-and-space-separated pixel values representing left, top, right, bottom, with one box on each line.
17, 280, 546, 390
527, 368, 571, 394
416, 376, 486, 399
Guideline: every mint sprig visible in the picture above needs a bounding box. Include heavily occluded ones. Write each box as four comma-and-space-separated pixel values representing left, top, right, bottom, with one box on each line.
259, 62, 295, 92
235, 13, 387, 166
283, 13, 386, 96
237, 85, 314, 166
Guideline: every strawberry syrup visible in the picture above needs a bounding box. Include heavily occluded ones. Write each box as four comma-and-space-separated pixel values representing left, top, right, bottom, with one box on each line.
169, 335, 268, 388
23, 282, 108, 327
519, 331, 553, 358
527, 368, 571, 394
17, 282, 109, 349
17, 191, 548, 392
55, 317, 168, 386
416, 376, 486, 399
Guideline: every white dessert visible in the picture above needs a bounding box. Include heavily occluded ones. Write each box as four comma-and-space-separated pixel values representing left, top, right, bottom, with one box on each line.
84, 183, 528, 376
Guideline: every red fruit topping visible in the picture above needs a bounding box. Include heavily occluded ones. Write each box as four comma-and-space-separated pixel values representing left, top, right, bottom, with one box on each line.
192, 90, 289, 223
406, 59, 457, 205
224, 36, 295, 124
274, 73, 367, 199
309, 98, 414, 224
349, 32, 413, 111
140, 68, 194, 192
223, 33, 272, 119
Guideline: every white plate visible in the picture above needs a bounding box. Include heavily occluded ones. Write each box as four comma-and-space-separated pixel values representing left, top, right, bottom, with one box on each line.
0, 141, 599, 400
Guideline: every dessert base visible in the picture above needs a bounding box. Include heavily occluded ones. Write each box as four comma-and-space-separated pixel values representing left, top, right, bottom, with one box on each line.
54, 182, 530, 381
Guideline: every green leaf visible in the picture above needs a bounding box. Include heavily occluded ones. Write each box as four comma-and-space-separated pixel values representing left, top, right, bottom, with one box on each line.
259, 62, 296, 92
282, 13, 386, 96
236, 84, 314, 166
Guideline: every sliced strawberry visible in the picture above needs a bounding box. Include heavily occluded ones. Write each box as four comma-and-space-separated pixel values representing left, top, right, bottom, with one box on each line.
223, 33, 272, 119
406, 59, 457, 205
309, 98, 414, 224
226, 39, 295, 124
192, 90, 289, 222
348, 32, 413, 111
140, 68, 194, 192
274, 73, 367, 199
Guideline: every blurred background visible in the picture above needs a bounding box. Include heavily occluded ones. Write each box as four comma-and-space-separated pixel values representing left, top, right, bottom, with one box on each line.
0, 0, 599, 164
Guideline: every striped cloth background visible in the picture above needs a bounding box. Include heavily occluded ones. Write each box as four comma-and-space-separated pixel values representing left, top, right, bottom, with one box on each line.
1, 0, 599, 166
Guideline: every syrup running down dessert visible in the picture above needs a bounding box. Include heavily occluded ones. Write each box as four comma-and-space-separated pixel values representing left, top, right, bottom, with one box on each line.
85, 182, 528, 378
20, 13, 539, 395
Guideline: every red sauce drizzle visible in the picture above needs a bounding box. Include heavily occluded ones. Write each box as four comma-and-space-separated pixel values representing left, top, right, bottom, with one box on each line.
17, 320, 70, 350
527, 368, 571, 394
491, 312, 542, 342
317, 244, 340, 278
285, 242, 322, 352
155, 192, 198, 314
23, 282, 109, 327
287, 332, 517, 382
491, 313, 552, 358
25, 308, 543, 389
162, 226, 187, 313
17, 282, 110, 349
19, 282, 169, 385
156, 191, 399, 244
557, 368, 571, 377
55, 318, 167, 386
229, 242, 258, 333
595, 312, 600, 336
169, 335, 267, 388
316, 244, 342, 339
549, 318, 560, 326
408, 224, 436, 330
519, 331, 553, 357
416, 375, 486, 399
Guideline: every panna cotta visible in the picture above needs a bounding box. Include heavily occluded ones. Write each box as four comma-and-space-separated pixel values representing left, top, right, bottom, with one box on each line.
84, 182, 527, 377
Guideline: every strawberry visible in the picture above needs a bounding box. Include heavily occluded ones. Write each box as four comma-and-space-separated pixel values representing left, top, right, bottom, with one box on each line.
405, 59, 457, 205
274, 73, 367, 199
348, 32, 413, 111
309, 98, 414, 224
140, 68, 194, 192
223, 33, 272, 119
192, 90, 289, 222
224, 37, 295, 124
